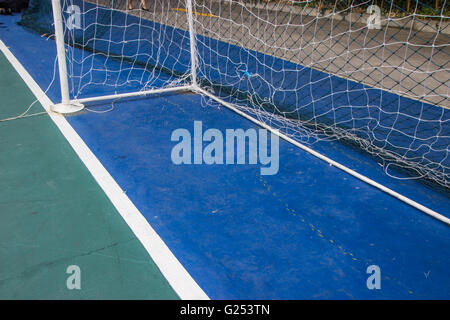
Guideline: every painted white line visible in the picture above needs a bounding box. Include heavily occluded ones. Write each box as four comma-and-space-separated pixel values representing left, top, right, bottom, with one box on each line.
0, 39, 209, 300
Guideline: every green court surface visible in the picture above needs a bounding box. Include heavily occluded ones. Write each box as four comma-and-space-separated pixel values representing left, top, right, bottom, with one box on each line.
0, 52, 178, 299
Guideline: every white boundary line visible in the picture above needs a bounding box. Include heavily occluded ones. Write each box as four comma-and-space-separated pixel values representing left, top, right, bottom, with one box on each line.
0, 39, 209, 300
193, 86, 450, 226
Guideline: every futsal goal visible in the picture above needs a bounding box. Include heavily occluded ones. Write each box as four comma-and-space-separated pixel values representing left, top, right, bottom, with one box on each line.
21, 0, 449, 193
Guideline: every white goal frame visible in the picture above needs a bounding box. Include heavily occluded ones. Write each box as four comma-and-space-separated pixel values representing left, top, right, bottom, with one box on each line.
50, 0, 199, 114
49, 0, 450, 225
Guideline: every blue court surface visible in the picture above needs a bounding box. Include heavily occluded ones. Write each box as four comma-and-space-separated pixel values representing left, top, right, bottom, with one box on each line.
1, 12, 449, 299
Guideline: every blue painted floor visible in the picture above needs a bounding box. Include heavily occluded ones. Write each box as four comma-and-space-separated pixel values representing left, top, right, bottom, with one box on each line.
1, 14, 449, 299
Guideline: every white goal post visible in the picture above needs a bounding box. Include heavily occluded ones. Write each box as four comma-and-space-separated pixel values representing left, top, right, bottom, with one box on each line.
51, 0, 83, 113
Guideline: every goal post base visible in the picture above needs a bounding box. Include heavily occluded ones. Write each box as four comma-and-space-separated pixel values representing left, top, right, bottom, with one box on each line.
51, 101, 84, 114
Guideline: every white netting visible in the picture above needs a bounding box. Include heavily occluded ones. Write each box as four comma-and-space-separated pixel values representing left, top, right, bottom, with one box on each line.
192, 0, 449, 187
21, 0, 450, 187
61, 0, 194, 98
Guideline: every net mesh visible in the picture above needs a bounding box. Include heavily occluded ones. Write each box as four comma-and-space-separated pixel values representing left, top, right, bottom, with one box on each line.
20, 0, 450, 188
22, 0, 194, 97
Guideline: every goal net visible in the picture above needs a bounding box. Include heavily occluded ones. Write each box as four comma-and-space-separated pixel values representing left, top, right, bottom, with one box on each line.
21, 0, 449, 188
22, 0, 194, 98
